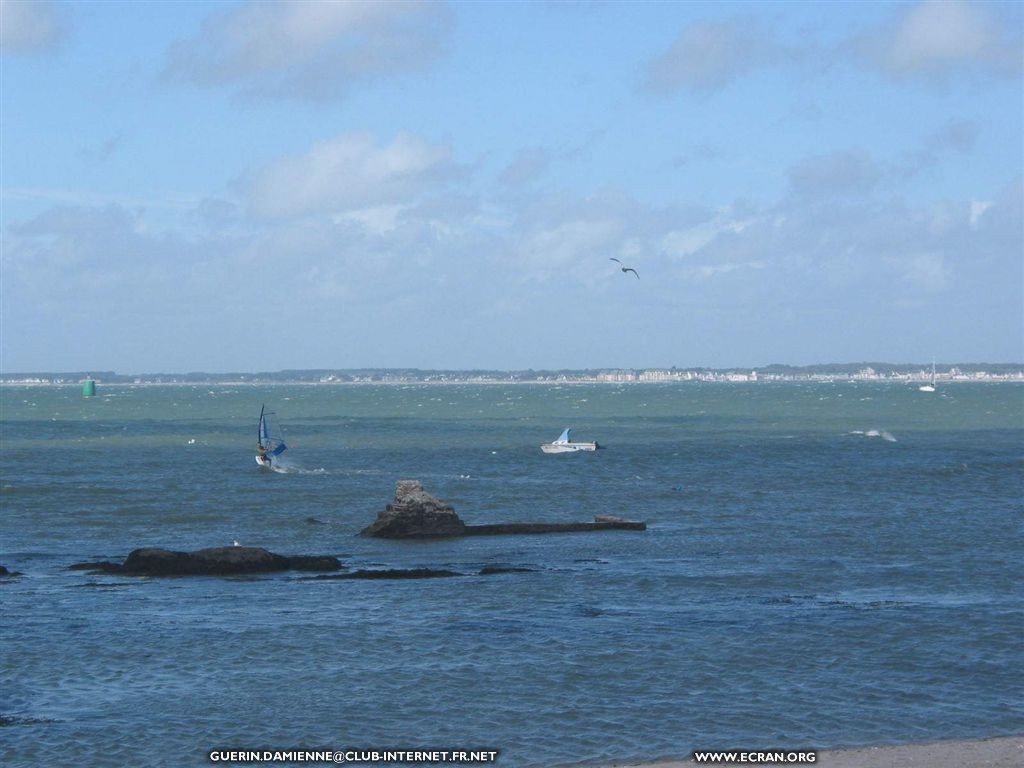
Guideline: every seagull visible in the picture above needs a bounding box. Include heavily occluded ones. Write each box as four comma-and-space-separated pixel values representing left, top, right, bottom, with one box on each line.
232, 540, 241, 547
610, 258, 639, 279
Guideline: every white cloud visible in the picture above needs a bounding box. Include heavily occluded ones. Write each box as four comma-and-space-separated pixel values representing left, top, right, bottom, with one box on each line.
900, 252, 950, 291
642, 4, 1023, 97
502, 193, 708, 286
499, 148, 551, 187
695, 261, 764, 279
643, 18, 786, 93
4, 175, 1021, 370
661, 212, 753, 259
246, 132, 456, 219
335, 205, 404, 236
520, 218, 623, 269
927, 120, 979, 153
789, 151, 881, 197
854, 0, 1023, 79
969, 200, 994, 228
0, 0, 63, 54
164, 0, 451, 101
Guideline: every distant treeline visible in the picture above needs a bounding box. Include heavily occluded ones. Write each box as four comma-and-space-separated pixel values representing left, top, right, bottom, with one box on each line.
3, 362, 1022, 383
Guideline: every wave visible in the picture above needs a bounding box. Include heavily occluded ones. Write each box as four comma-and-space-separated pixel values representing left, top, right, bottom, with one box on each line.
271, 465, 327, 475
848, 429, 897, 442
267, 458, 327, 474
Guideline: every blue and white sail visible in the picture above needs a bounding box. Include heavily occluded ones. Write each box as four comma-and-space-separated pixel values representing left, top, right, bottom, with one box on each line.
258, 405, 288, 457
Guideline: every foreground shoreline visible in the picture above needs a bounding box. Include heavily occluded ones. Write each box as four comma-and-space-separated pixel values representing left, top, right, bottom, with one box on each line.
600, 736, 1023, 767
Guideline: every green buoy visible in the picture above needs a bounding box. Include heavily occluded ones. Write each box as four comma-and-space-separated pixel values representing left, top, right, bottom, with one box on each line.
82, 379, 96, 397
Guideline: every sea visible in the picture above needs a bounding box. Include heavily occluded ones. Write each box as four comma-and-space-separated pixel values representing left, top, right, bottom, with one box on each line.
1, 382, 1022, 768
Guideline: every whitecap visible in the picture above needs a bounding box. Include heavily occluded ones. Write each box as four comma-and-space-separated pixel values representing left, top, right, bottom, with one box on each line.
862, 429, 897, 442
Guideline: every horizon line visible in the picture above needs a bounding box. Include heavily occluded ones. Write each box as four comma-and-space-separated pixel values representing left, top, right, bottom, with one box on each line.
3, 361, 1023, 377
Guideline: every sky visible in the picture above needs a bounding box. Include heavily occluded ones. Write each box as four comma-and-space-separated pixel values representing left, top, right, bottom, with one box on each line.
1, 0, 1022, 373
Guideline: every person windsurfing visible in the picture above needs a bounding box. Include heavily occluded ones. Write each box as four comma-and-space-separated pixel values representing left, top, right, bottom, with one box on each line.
256, 442, 270, 466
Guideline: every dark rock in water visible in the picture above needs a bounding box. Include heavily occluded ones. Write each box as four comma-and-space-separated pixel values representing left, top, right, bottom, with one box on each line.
465, 518, 646, 535
360, 480, 467, 538
362, 481, 646, 538
67, 561, 123, 574
71, 582, 133, 588
287, 555, 344, 571
0, 565, 22, 577
122, 547, 292, 576
70, 547, 342, 577
0, 714, 56, 727
306, 568, 462, 580
593, 515, 629, 523
305, 517, 328, 525
479, 565, 535, 575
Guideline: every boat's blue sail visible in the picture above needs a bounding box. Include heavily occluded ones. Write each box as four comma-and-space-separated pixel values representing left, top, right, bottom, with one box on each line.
258, 405, 288, 456
555, 428, 571, 443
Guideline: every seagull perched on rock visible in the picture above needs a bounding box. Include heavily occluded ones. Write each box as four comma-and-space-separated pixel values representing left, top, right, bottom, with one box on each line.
610, 258, 639, 279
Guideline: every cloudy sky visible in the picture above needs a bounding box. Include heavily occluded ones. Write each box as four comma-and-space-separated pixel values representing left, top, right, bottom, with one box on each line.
2, 0, 1021, 372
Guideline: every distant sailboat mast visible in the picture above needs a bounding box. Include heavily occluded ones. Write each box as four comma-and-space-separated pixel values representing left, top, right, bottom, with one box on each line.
919, 361, 936, 392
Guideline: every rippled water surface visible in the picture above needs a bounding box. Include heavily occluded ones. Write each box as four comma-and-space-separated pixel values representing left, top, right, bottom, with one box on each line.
2, 382, 1022, 767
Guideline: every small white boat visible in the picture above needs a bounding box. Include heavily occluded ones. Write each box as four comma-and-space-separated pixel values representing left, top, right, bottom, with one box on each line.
541, 428, 601, 454
256, 404, 288, 468
919, 362, 936, 392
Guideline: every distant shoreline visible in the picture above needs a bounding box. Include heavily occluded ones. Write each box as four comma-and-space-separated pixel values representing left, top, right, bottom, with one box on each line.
3, 363, 1022, 387
2, 376, 1023, 387
595, 735, 1024, 767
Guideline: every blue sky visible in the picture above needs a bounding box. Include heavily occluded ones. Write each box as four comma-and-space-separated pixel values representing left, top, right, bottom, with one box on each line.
2, 0, 1022, 372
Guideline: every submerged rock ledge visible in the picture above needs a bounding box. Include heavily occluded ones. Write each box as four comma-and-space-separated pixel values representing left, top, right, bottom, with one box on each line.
465, 521, 645, 535
305, 569, 462, 580
361, 480, 646, 539
69, 547, 342, 577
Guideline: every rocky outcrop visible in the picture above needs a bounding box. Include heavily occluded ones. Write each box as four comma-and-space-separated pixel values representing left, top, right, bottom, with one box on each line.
69, 547, 343, 577
0, 565, 21, 578
360, 480, 467, 538
361, 481, 646, 539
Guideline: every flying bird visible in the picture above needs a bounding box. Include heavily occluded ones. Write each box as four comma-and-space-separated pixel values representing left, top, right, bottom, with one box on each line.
610, 258, 639, 279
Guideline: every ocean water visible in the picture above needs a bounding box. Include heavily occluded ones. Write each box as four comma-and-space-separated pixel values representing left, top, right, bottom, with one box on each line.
1, 382, 1022, 767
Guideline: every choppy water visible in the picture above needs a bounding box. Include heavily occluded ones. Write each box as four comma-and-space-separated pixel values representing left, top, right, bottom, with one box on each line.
2, 382, 1022, 767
